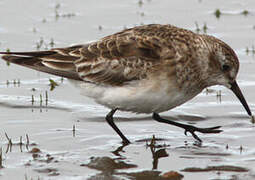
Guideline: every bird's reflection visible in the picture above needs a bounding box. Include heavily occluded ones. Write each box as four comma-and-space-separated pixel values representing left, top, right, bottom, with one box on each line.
111, 143, 129, 157
146, 135, 169, 169
83, 137, 183, 179
111, 135, 169, 169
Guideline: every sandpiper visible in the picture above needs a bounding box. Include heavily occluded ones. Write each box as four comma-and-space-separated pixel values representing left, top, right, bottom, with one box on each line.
0, 24, 252, 144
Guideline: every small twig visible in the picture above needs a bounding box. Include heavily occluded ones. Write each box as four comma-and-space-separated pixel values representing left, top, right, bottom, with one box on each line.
45, 91, 48, 101
195, 21, 200, 33
45, 91, 48, 106
49, 38, 55, 47
216, 90, 222, 103
6, 144, 10, 153
240, 145, 243, 153
73, 125, 76, 137
151, 135, 156, 147
226, 144, 229, 150
26, 134, 30, 151
17, 79, 21, 86
20, 136, 23, 152
40, 94, 43, 106
4, 133, 10, 141
19, 136, 22, 145
5, 133, 12, 153
0, 147, 3, 168
203, 23, 207, 33
146, 135, 156, 151
26, 134, 30, 145
31, 95, 35, 105
5, 132, 12, 146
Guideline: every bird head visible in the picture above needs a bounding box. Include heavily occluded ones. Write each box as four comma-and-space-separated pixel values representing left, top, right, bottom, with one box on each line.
203, 35, 252, 116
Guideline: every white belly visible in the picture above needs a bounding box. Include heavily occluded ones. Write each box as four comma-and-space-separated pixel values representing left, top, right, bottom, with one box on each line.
69, 79, 200, 114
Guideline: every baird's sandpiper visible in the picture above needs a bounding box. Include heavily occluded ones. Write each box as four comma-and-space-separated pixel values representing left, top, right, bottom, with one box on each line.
0, 24, 252, 144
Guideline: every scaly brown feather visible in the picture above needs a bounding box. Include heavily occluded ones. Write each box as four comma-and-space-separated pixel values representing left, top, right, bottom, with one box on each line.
0, 24, 204, 86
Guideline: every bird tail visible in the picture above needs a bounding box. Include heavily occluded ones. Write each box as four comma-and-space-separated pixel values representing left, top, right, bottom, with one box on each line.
0, 48, 82, 81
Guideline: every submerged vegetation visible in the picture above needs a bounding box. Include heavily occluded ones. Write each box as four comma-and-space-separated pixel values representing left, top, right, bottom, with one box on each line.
6, 48, 10, 66
31, 91, 49, 107
6, 79, 20, 86
40, 3, 76, 24
241, 10, 249, 16
54, 2, 76, 21
214, 9, 221, 19
35, 37, 55, 50
194, 21, 208, 34
49, 79, 58, 91
4, 132, 34, 153
214, 9, 249, 18
245, 45, 255, 56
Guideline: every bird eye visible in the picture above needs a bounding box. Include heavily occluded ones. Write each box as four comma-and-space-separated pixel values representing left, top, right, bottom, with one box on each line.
222, 64, 230, 71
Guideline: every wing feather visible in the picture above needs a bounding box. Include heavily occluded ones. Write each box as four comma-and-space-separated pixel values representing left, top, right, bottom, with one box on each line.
74, 26, 175, 85
0, 24, 182, 85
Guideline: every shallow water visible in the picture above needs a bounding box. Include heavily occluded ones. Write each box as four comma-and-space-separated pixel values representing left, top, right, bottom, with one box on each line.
0, 0, 255, 179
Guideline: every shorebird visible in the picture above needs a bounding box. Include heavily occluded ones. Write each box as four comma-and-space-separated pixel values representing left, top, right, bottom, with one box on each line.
0, 24, 252, 144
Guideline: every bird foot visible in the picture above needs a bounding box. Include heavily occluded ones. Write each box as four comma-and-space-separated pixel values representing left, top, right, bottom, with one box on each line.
184, 125, 222, 142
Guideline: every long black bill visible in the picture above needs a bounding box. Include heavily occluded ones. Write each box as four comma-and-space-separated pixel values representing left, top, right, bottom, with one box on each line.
230, 81, 252, 116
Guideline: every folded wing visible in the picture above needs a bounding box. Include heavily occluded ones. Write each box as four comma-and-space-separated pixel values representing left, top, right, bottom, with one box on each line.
0, 25, 178, 85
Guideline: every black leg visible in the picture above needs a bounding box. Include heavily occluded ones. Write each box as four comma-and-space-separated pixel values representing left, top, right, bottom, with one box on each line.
152, 113, 222, 142
106, 109, 130, 145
